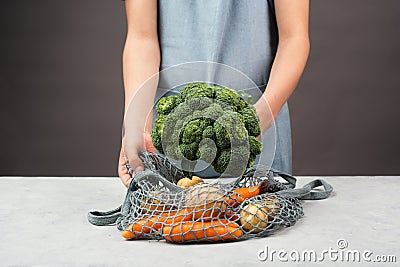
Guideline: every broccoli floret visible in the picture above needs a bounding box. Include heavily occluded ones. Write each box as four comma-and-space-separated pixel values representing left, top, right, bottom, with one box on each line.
178, 82, 214, 101
214, 86, 247, 112
214, 111, 248, 148
189, 97, 214, 110
155, 95, 179, 115
249, 136, 262, 156
180, 119, 206, 145
239, 106, 261, 137
202, 102, 225, 121
179, 143, 199, 161
150, 127, 163, 153
213, 121, 230, 149
247, 154, 256, 168
196, 138, 217, 163
176, 104, 193, 118
185, 85, 214, 100
163, 143, 180, 159
154, 115, 166, 137
202, 125, 215, 140
212, 146, 249, 176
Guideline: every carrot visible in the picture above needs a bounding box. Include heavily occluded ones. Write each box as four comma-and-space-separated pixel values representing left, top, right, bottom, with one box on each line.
162, 220, 243, 243
219, 210, 240, 222
122, 219, 152, 239
122, 209, 192, 239
225, 181, 268, 207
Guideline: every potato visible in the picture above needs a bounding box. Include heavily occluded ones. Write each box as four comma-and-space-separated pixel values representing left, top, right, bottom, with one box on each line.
262, 196, 280, 221
184, 183, 226, 218
141, 191, 174, 212
239, 203, 269, 233
177, 176, 204, 188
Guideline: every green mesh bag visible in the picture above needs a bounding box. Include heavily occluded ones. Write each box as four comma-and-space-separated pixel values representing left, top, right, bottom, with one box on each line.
88, 152, 332, 243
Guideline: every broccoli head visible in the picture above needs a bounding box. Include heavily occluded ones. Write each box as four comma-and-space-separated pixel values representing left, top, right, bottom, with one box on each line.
151, 82, 263, 176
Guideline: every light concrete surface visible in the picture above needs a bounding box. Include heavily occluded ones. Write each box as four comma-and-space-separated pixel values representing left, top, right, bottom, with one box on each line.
0, 176, 399, 267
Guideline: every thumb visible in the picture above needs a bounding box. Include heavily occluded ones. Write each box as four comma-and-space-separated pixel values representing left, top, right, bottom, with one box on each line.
125, 148, 144, 176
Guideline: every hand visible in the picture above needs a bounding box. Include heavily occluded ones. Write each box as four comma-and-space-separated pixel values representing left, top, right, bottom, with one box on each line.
118, 132, 156, 187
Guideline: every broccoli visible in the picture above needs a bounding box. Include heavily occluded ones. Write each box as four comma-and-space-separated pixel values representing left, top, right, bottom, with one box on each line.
249, 135, 263, 156
214, 85, 248, 112
180, 119, 207, 144
155, 95, 180, 115
179, 82, 215, 101
212, 146, 250, 177
239, 106, 261, 137
238, 91, 253, 105
179, 142, 199, 161
196, 138, 217, 163
151, 82, 263, 176
214, 111, 248, 149
150, 128, 163, 154
202, 125, 215, 140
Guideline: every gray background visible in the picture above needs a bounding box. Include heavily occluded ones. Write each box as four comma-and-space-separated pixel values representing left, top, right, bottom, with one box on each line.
0, 0, 399, 176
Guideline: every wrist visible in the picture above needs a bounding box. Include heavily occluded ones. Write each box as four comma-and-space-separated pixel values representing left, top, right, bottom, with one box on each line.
264, 93, 282, 121
254, 96, 275, 133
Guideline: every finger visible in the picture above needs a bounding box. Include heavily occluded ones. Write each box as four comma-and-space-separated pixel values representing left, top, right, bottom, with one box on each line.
127, 154, 144, 175
118, 163, 131, 186
118, 149, 132, 187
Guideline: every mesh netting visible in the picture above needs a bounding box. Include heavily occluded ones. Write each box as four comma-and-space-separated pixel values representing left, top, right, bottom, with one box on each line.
116, 152, 304, 243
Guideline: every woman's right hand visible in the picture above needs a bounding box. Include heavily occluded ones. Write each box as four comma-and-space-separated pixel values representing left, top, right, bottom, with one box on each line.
118, 132, 156, 187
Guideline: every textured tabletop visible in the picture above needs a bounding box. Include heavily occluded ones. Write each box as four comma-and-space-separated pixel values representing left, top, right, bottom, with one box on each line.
0, 176, 399, 267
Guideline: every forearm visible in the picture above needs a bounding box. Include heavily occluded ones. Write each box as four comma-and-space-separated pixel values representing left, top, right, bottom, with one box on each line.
122, 37, 160, 132
256, 36, 310, 132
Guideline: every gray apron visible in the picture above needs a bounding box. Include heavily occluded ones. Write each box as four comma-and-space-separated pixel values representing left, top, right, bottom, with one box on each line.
157, 0, 292, 175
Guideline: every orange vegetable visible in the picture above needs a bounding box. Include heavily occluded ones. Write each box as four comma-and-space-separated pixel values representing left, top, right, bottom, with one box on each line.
162, 220, 243, 243
122, 219, 152, 239
218, 210, 240, 222
225, 181, 268, 207
122, 209, 192, 239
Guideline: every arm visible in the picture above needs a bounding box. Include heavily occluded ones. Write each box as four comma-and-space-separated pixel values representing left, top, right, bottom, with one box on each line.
123, 0, 160, 123
119, 0, 160, 186
254, 0, 310, 132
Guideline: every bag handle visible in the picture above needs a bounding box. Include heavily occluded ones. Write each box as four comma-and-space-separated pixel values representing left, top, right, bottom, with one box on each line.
277, 179, 333, 200
270, 168, 297, 189
87, 171, 142, 226
87, 206, 122, 226
241, 165, 297, 189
